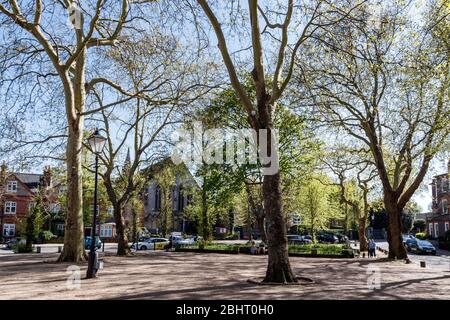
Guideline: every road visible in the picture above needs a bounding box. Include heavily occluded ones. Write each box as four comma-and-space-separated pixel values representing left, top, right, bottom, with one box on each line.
375, 240, 450, 270
0, 243, 120, 255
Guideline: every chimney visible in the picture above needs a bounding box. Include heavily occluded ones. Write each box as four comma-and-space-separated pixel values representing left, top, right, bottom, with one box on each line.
1, 161, 7, 178
42, 166, 52, 188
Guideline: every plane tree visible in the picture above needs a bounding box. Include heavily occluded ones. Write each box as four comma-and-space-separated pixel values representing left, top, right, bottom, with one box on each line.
302, 0, 449, 259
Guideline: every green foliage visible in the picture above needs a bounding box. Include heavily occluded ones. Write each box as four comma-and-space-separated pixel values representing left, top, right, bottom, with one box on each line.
40, 230, 54, 241
17, 191, 48, 249
413, 220, 426, 231
415, 232, 427, 240
153, 165, 177, 237
13, 242, 34, 253
296, 176, 342, 238
288, 244, 344, 255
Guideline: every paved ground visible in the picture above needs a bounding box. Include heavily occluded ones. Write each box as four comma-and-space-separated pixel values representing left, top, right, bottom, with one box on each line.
0, 243, 119, 255
0, 250, 449, 300
375, 241, 450, 270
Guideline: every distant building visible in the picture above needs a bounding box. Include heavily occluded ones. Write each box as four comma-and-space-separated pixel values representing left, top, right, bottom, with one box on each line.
142, 158, 198, 234
426, 160, 450, 239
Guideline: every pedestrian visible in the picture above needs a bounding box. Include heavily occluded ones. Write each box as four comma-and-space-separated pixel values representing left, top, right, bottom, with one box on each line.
250, 241, 258, 255
368, 239, 376, 257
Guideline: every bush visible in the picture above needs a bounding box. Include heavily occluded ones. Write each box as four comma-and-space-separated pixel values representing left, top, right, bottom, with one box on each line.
288, 244, 343, 255
13, 243, 34, 253
224, 233, 239, 240
40, 230, 54, 241
415, 232, 427, 240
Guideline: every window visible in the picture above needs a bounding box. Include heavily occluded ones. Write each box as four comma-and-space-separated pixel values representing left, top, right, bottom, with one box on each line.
177, 186, 185, 212
107, 207, 114, 216
434, 223, 439, 238
429, 223, 433, 236
443, 200, 449, 215
100, 224, 113, 238
4, 201, 17, 214
3, 224, 15, 237
442, 178, 447, 192
89, 205, 100, 214
154, 186, 161, 211
49, 204, 60, 213
57, 224, 65, 231
28, 202, 36, 212
6, 181, 17, 192
445, 222, 449, 233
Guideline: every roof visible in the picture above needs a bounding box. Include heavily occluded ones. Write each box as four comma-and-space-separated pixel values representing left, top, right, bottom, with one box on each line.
143, 157, 200, 188
14, 173, 42, 185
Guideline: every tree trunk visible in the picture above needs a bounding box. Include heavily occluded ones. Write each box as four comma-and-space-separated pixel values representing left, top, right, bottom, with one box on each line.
256, 212, 267, 243
58, 47, 87, 262
114, 204, 130, 256
263, 172, 297, 283
58, 117, 86, 262
201, 187, 210, 240
358, 217, 368, 252
385, 201, 407, 259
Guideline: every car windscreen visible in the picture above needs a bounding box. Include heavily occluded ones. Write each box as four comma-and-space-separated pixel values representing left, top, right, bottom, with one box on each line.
417, 240, 432, 246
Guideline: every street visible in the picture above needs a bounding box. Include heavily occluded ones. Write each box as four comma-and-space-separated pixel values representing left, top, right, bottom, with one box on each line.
375, 240, 450, 270
0, 243, 120, 255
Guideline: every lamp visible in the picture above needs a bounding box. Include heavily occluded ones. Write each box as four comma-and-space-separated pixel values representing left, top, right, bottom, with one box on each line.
87, 129, 107, 154
86, 128, 106, 279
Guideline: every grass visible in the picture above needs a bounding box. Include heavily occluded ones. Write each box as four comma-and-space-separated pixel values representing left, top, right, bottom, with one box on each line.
180, 244, 242, 251
288, 244, 344, 255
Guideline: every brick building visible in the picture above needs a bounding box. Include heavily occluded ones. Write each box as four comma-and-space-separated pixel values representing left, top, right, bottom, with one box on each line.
0, 163, 54, 240
426, 160, 450, 239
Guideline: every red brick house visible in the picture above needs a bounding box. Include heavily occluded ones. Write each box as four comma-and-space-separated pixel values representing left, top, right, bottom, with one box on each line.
426, 160, 450, 239
0, 169, 47, 240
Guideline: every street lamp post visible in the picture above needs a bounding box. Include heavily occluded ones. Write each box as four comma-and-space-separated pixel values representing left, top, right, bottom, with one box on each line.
86, 129, 106, 279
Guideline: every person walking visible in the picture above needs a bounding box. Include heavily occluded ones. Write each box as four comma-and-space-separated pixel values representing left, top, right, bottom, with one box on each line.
368, 239, 376, 257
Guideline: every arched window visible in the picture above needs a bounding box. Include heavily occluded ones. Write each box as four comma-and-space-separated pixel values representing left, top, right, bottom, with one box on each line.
154, 186, 161, 211
177, 185, 185, 212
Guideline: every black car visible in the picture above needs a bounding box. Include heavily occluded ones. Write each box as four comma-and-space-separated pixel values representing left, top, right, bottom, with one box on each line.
317, 234, 338, 243
287, 235, 305, 245
406, 239, 436, 255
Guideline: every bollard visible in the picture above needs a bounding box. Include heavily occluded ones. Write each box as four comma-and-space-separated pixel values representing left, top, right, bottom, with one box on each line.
363, 252, 366, 258
36, 246, 41, 253
420, 261, 426, 268
58, 246, 62, 253
102, 241, 105, 253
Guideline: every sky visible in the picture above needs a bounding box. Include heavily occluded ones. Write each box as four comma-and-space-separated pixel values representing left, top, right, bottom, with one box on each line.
0, 0, 446, 214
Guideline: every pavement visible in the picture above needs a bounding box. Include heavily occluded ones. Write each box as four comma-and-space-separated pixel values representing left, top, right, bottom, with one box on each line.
1, 250, 449, 300
375, 240, 450, 270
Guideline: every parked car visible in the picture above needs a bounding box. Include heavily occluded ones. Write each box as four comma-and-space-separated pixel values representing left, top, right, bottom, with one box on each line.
169, 236, 184, 246
177, 237, 197, 246
405, 238, 436, 255
317, 234, 338, 243
132, 238, 169, 250
287, 235, 312, 244
85, 236, 102, 249
402, 234, 415, 246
